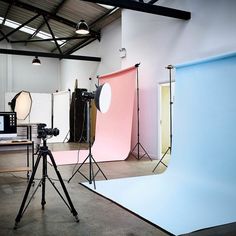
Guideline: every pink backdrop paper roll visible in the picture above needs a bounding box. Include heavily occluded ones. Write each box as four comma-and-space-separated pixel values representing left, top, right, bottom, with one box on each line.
52, 66, 137, 165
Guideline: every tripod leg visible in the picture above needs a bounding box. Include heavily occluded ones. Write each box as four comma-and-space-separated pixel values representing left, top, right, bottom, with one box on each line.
90, 156, 96, 189
68, 154, 89, 183
152, 147, 169, 172
14, 153, 42, 229
139, 143, 152, 161
41, 153, 47, 209
130, 143, 138, 158
91, 155, 107, 180
89, 154, 93, 185
47, 150, 79, 222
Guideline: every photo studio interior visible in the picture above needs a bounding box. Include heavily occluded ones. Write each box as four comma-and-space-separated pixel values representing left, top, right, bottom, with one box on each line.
0, 1, 236, 236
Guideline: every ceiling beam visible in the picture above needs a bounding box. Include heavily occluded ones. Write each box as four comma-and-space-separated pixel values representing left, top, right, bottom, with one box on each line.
63, 38, 91, 55
0, 0, 75, 28
0, 0, 99, 37
26, 0, 67, 41
64, 38, 98, 55
82, 0, 191, 20
0, 13, 41, 42
0, 29, 10, 43
10, 35, 94, 44
148, 0, 159, 4
0, 48, 101, 62
2, 0, 14, 25
43, 14, 62, 54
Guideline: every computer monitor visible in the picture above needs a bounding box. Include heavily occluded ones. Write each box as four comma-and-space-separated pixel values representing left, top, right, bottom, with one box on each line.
0, 112, 17, 138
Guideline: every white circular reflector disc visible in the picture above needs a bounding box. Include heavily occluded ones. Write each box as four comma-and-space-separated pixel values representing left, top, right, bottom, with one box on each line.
99, 83, 111, 113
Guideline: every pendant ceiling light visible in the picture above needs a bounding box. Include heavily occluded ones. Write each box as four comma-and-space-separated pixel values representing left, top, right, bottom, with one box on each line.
75, 20, 89, 35
32, 56, 41, 65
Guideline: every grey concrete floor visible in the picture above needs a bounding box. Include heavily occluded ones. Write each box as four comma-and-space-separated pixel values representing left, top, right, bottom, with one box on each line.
0, 143, 235, 236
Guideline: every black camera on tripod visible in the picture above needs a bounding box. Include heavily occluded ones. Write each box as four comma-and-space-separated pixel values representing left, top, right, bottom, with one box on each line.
37, 123, 59, 139
14, 123, 79, 229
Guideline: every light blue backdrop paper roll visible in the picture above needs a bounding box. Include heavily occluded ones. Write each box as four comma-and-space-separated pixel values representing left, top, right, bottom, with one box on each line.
83, 52, 236, 235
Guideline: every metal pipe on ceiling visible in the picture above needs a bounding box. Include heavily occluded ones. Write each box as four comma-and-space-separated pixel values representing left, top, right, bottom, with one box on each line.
0, 48, 101, 62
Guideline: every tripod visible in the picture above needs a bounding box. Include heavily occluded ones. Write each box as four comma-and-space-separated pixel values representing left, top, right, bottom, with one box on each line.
153, 65, 174, 172
68, 99, 107, 189
130, 63, 152, 160
14, 138, 79, 229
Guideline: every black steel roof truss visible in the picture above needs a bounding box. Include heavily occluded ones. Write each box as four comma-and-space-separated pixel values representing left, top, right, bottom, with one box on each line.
43, 14, 62, 54
67, 37, 98, 55
0, 0, 101, 53
82, 0, 191, 20
0, 48, 101, 61
10, 35, 94, 44
148, 0, 159, 4
64, 38, 88, 55
0, 13, 41, 42
0, 0, 77, 28
0, 29, 9, 42
26, 0, 68, 41
2, 0, 14, 25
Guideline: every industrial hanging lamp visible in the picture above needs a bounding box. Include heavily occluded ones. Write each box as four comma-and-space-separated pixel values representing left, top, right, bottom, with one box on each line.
32, 56, 41, 65
75, 20, 89, 35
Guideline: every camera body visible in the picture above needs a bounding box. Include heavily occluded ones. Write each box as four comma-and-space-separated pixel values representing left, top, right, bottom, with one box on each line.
81, 91, 95, 101
37, 123, 59, 139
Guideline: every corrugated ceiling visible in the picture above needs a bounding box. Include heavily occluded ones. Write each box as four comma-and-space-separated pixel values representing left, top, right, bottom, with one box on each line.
0, 0, 121, 54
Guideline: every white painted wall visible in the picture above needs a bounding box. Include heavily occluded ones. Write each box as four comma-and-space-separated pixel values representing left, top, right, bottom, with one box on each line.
122, 0, 236, 158
0, 42, 60, 111
60, 18, 121, 92
12, 54, 60, 94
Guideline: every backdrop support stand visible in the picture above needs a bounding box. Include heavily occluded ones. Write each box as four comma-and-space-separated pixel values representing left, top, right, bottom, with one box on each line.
153, 65, 174, 172
68, 99, 107, 189
130, 63, 152, 161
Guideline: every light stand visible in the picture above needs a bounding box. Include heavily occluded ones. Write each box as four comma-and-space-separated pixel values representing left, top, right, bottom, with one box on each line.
153, 65, 174, 172
68, 99, 107, 189
130, 63, 152, 160
14, 137, 79, 229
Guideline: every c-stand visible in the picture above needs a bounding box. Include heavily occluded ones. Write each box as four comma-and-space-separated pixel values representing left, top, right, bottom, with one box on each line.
153, 65, 174, 172
14, 137, 79, 229
68, 99, 107, 189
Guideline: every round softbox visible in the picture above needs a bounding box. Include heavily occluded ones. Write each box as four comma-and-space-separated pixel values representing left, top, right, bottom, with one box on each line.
10, 91, 32, 120
94, 83, 112, 113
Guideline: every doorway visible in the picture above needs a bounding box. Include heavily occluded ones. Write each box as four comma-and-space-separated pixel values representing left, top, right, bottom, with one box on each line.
159, 82, 175, 156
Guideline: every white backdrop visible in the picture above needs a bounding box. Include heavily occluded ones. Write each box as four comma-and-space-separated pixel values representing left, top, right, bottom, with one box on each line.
50, 90, 70, 143
5, 92, 51, 126
5, 91, 70, 143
